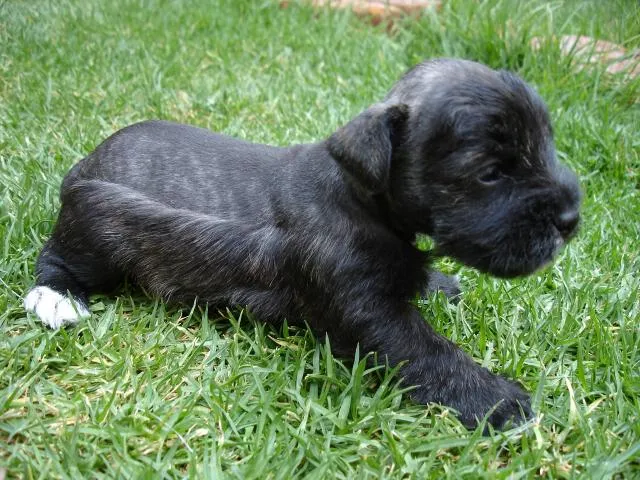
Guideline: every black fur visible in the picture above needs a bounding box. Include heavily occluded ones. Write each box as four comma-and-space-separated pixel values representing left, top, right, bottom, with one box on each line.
28, 59, 581, 430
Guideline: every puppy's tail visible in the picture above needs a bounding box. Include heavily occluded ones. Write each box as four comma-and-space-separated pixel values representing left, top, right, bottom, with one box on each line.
59, 180, 285, 302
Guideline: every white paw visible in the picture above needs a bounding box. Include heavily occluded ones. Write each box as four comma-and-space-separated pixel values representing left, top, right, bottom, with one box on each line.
24, 286, 90, 329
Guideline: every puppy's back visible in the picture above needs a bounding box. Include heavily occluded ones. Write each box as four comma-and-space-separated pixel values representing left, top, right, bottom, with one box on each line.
63, 120, 290, 217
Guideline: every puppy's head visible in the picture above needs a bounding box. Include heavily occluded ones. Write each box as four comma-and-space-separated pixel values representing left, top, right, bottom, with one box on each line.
327, 59, 581, 278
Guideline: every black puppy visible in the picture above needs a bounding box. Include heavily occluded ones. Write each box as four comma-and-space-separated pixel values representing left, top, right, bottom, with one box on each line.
24, 59, 581, 429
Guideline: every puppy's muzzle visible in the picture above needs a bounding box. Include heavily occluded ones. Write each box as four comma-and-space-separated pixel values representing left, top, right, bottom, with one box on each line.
552, 165, 582, 242
554, 207, 580, 240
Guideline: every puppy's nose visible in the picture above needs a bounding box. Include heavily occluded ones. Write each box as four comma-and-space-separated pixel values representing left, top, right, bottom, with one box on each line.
555, 208, 580, 239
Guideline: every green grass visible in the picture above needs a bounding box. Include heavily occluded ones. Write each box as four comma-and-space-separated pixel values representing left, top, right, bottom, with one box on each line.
1, 0, 639, 477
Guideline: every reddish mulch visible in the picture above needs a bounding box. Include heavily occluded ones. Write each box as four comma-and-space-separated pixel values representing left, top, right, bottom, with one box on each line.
282, 0, 442, 25
281, 2, 639, 80
531, 35, 639, 79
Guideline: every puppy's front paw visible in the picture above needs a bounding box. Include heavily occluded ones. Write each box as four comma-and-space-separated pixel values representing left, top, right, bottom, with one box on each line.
423, 270, 462, 302
473, 374, 533, 430
24, 286, 90, 329
414, 363, 532, 430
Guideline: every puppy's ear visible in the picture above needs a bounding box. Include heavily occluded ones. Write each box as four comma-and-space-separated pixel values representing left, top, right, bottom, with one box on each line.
327, 103, 409, 193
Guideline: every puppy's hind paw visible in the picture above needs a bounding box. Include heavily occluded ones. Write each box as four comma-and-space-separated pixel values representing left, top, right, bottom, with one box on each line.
24, 286, 90, 329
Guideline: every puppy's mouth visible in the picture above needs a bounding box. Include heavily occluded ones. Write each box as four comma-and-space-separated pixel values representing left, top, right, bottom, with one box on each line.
433, 231, 567, 279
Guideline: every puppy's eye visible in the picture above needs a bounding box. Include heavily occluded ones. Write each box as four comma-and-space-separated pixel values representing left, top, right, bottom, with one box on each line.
478, 166, 504, 185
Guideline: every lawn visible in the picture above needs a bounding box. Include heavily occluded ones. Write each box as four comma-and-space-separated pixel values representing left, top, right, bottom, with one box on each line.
1, 0, 639, 477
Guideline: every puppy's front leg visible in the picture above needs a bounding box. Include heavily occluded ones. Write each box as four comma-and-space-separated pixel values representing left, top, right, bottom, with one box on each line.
343, 305, 531, 429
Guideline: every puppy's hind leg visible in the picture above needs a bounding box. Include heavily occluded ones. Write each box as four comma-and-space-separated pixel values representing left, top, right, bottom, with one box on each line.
24, 245, 91, 329
25, 200, 124, 329
57, 180, 294, 318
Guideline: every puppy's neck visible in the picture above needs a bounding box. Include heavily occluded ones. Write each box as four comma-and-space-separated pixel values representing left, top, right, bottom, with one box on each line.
372, 193, 419, 243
